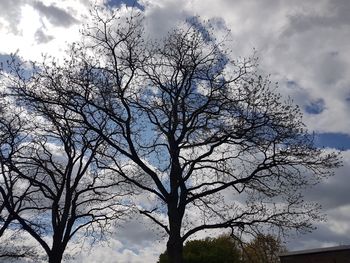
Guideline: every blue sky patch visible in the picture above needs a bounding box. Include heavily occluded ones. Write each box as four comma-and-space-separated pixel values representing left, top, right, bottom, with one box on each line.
106, 0, 144, 10
0, 53, 34, 79
286, 80, 298, 88
304, 98, 325, 114
314, 132, 350, 150
0, 53, 33, 80
0, 53, 21, 73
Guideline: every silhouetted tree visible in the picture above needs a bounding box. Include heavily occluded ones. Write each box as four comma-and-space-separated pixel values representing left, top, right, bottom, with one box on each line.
4, 7, 341, 263
0, 100, 39, 261
0, 82, 130, 262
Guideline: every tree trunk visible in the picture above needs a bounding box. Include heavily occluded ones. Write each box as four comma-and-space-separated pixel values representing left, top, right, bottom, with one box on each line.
167, 203, 184, 263
167, 235, 184, 263
49, 253, 63, 263
48, 247, 63, 263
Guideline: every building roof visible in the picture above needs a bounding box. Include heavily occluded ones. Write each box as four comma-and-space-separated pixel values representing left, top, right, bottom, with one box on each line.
279, 245, 350, 257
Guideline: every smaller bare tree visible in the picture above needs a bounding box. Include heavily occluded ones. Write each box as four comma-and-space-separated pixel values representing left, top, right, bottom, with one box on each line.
0, 101, 39, 261
0, 73, 131, 262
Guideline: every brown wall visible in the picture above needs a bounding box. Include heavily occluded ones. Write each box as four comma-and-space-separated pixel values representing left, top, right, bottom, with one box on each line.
280, 249, 350, 263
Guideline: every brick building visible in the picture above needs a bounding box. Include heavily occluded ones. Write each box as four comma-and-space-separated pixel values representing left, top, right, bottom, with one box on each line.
279, 245, 350, 263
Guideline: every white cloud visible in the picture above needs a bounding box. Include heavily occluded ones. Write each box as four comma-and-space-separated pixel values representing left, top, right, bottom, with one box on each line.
1, 0, 349, 133
0, 0, 92, 61
32, 1, 78, 27
67, 221, 165, 263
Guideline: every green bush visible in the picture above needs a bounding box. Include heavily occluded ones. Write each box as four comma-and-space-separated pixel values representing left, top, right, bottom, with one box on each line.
158, 235, 241, 263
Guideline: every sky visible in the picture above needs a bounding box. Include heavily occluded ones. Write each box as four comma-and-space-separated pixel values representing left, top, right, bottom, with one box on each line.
0, 0, 350, 262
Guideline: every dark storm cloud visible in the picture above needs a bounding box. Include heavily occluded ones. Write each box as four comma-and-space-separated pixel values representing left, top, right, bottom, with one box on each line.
32, 1, 78, 27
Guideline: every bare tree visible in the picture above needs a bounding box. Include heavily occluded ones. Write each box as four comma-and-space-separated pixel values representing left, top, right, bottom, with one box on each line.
0, 104, 19, 238
0, 101, 39, 261
0, 72, 131, 262
5, 8, 341, 263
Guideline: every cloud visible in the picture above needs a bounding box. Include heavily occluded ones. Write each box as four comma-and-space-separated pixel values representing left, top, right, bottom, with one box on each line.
0, 0, 348, 135
136, 0, 350, 137
288, 220, 350, 250
115, 217, 164, 250
284, 0, 350, 36
255, 1, 350, 135
287, 204, 350, 251
0, 0, 27, 34
34, 28, 54, 43
65, 218, 166, 263
140, 0, 191, 38
77, 238, 164, 263
283, 150, 350, 250
33, 1, 78, 27
32, 1, 78, 27
304, 150, 350, 209
0, 1, 91, 61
